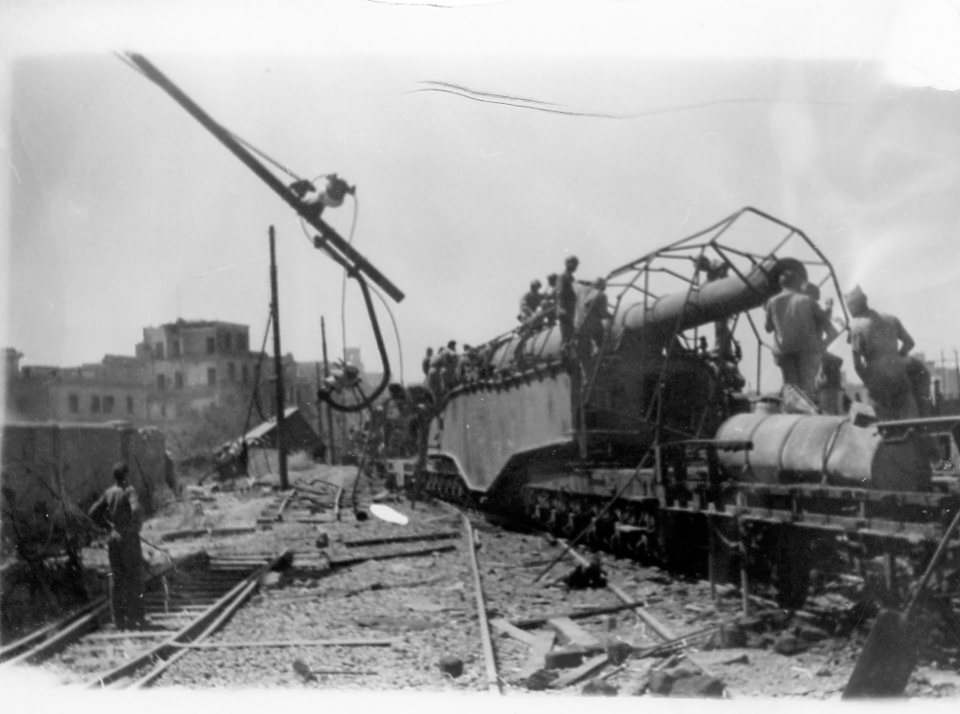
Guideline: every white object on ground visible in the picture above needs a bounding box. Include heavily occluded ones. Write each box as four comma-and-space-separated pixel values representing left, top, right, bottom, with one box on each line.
369, 504, 409, 525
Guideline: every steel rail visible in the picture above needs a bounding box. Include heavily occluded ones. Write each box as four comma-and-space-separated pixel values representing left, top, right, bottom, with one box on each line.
129, 576, 261, 688
461, 514, 502, 694
85, 551, 288, 688
0, 599, 109, 668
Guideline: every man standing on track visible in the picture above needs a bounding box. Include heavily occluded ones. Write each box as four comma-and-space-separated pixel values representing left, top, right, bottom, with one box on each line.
88, 462, 146, 630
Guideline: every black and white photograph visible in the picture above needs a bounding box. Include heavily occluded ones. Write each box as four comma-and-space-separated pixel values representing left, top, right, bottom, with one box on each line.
2, 0, 960, 705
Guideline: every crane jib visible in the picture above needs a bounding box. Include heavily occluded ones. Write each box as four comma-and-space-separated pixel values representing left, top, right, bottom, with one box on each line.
124, 53, 404, 304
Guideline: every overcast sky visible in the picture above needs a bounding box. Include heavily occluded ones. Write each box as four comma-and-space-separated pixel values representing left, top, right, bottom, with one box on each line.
2, 1, 960, 389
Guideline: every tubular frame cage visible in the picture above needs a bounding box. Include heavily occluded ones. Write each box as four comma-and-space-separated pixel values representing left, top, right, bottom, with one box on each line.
469, 206, 849, 449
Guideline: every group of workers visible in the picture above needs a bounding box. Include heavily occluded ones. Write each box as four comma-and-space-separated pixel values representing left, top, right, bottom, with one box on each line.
421, 341, 499, 396
764, 269, 927, 420
518, 255, 614, 357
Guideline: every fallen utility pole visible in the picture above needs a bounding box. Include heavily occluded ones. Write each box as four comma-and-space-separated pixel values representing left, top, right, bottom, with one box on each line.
269, 226, 289, 491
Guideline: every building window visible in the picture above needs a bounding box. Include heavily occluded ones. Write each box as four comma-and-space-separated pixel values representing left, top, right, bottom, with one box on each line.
238, 333, 247, 351
91, 395, 101, 413
160, 403, 167, 418
171, 340, 181, 357
103, 395, 115, 414
242, 364, 249, 384
68, 394, 79, 413
225, 333, 233, 351
207, 367, 217, 386
126, 395, 134, 414
206, 337, 215, 355
175, 372, 184, 389
227, 362, 236, 382
157, 374, 166, 391
154, 342, 165, 359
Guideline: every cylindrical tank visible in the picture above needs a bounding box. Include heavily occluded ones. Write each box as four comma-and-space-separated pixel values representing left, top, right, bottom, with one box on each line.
715, 412, 931, 491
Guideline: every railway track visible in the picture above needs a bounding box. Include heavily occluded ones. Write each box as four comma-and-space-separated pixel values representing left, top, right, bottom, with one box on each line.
0, 550, 288, 688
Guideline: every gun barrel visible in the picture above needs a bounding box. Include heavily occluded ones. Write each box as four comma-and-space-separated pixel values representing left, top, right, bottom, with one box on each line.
615, 257, 803, 340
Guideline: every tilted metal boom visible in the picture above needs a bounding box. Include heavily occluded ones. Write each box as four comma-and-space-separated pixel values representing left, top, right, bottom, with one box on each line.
124, 52, 404, 303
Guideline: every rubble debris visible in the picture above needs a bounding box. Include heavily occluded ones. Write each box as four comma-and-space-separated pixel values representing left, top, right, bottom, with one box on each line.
560, 557, 607, 590
516, 630, 557, 681
773, 633, 805, 656
605, 639, 634, 666
545, 647, 591, 669
703, 623, 747, 649
292, 658, 317, 682
551, 653, 609, 688
437, 655, 464, 678
670, 674, 727, 698
523, 668, 557, 690
547, 617, 602, 648
581, 679, 618, 696
260, 571, 284, 589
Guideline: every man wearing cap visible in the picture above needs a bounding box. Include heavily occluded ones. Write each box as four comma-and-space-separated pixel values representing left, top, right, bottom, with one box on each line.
88, 462, 145, 629
846, 286, 920, 419
557, 256, 580, 344
765, 269, 833, 399
518, 280, 544, 324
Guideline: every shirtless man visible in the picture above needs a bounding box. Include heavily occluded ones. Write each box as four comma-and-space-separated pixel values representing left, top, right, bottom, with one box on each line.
764, 269, 832, 398
846, 286, 919, 420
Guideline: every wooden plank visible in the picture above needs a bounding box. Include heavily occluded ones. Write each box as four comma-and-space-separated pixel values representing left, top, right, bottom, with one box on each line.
172, 638, 395, 649
490, 618, 540, 646
329, 542, 456, 567
551, 653, 609, 689
511, 600, 647, 629
548, 617, 601, 648
515, 630, 557, 680
342, 531, 460, 548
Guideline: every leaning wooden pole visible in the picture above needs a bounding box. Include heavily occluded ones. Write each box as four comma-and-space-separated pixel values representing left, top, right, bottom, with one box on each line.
269, 226, 289, 490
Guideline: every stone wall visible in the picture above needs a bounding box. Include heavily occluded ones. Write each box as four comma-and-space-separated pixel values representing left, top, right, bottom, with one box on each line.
0, 420, 173, 551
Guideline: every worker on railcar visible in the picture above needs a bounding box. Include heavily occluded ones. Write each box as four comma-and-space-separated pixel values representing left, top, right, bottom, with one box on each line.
557, 256, 580, 345
764, 269, 833, 399
577, 277, 614, 358
88, 462, 146, 630
518, 280, 544, 322
846, 286, 927, 420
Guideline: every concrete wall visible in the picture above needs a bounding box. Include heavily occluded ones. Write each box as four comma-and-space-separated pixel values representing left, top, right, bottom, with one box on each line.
1, 420, 171, 548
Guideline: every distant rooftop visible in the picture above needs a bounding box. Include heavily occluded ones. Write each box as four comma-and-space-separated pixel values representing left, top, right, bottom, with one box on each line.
150, 318, 249, 331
